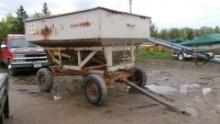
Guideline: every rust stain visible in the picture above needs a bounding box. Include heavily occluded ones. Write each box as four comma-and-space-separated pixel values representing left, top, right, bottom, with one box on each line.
41, 26, 52, 38
70, 21, 91, 28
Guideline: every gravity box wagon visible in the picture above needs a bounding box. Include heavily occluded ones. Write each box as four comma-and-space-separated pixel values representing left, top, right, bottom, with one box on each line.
25, 7, 151, 105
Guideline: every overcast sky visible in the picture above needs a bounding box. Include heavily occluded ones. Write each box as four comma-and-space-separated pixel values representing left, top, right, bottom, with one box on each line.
0, 0, 220, 29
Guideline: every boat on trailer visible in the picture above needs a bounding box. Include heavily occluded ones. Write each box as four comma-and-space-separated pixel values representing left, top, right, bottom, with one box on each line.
181, 33, 220, 55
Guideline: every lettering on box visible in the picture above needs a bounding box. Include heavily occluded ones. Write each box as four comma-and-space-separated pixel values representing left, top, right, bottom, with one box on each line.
28, 23, 36, 34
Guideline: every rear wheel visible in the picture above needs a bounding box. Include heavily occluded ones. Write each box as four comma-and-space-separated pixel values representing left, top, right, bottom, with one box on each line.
84, 74, 107, 106
129, 68, 147, 92
36, 68, 53, 92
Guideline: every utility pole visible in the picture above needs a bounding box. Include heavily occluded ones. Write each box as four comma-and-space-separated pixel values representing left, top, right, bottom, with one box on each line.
129, 0, 132, 13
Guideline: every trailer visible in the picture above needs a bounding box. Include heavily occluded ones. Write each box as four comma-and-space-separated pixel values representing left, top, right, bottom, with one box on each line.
147, 37, 220, 64
25, 7, 151, 106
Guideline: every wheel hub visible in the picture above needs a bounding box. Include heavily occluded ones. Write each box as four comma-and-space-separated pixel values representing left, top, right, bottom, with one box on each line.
39, 75, 46, 85
8, 64, 12, 69
178, 54, 184, 60
87, 82, 98, 100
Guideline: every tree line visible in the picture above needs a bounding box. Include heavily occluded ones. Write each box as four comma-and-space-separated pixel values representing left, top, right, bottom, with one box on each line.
0, 2, 51, 40
150, 24, 220, 42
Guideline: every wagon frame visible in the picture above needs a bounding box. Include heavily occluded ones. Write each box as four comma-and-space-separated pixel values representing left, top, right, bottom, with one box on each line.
36, 44, 147, 105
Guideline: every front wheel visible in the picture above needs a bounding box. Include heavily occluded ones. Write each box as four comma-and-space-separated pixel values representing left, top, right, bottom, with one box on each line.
84, 74, 107, 106
36, 68, 53, 92
7, 62, 16, 76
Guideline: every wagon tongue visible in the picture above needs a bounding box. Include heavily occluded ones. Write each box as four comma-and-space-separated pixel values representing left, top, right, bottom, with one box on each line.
123, 80, 191, 115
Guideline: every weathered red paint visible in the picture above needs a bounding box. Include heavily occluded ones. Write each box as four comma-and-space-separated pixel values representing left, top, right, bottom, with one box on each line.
41, 26, 52, 38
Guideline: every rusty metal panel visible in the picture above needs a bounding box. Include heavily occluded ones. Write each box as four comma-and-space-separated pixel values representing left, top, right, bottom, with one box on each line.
100, 9, 150, 43
25, 7, 150, 47
25, 10, 99, 45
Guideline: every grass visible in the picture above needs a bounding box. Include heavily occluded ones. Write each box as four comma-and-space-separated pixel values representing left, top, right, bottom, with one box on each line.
136, 48, 175, 61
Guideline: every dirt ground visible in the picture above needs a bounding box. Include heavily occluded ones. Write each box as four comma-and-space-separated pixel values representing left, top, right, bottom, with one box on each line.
1, 59, 220, 124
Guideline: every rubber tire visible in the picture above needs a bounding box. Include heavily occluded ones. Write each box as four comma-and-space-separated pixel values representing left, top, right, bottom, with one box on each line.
84, 74, 107, 106
177, 53, 185, 61
7, 61, 16, 76
36, 68, 53, 92
134, 68, 147, 87
129, 68, 147, 92
3, 96, 9, 118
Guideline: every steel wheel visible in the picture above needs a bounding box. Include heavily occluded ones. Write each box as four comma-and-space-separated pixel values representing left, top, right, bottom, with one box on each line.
129, 68, 147, 92
36, 68, 53, 92
87, 81, 99, 101
133, 68, 147, 87
84, 74, 107, 106
39, 74, 46, 86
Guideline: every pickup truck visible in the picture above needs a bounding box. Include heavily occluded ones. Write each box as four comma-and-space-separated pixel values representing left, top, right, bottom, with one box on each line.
0, 34, 48, 75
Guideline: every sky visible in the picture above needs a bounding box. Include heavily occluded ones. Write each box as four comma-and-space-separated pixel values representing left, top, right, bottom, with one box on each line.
0, 0, 220, 29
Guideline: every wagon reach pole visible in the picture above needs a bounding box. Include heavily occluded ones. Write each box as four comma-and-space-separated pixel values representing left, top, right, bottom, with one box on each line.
123, 80, 190, 115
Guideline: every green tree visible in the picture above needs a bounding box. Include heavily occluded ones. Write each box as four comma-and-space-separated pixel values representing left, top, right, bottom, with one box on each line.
150, 23, 160, 38
214, 26, 220, 33
42, 2, 51, 17
5, 14, 18, 34
16, 5, 29, 34
199, 26, 213, 36
192, 29, 200, 38
168, 28, 181, 40
0, 14, 19, 39
159, 29, 169, 40
31, 11, 43, 19
183, 28, 194, 40
0, 19, 8, 39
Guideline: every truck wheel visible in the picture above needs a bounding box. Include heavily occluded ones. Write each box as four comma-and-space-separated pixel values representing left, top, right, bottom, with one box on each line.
84, 74, 107, 106
36, 68, 53, 92
177, 53, 185, 61
7, 62, 16, 76
129, 68, 147, 92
